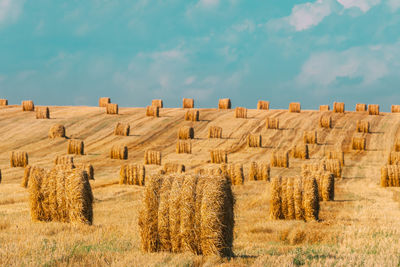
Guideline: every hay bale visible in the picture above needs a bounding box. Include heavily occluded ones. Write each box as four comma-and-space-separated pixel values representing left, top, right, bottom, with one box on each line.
210, 150, 227, 164
22, 100, 34, 111
114, 122, 130, 136
10, 151, 28, 167
178, 126, 194, 139
302, 176, 319, 221
281, 177, 288, 219
291, 144, 309, 160
270, 176, 283, 220
324, 150, 345, 166
235, 107, 247, 119
266, 117, 279, 130
247, 134, 261, 148
286, 178, 295, 220
185, 110, 199, 121
146, 106, 160, 117
120, 164, 145, 185
106, 103, 118, 115
321, 172, 334, 201
158, 176, 174, 251
293, 176, 304, 221
355, 103, 367, 112
319, 105, 330, 111
110, 145, 128, 160
0, 99, 8, 106
163, 163, 185, 174
176, 140, 192, 154
67, 140, 84, 155
208, 126, 222, 139
270, 151, 289, 168
257, 100, 269, 110
319, 115, 331, 128
152, 99, 163, 108
352, 136, 366, 151
356, 120, 369, 133
289, 102, 301, 113
392, 105, 400, 113
248, 162, 270, 181
169, 177, 183, 252
22, 165, 32, 188
368, 104, 380, 115
48, 124, 65, 139
320, 159, 342, 178
183, 98, 194, 109
36, 107, 50, 119
218, 98, 231, 110
54, 155, 74, 165
144, 150, 162, 165
333, 102, 345, 113
225, 164, 244, 185
303, 131, 317, 144
99, 97, 111, 107
394, 138, 400, 152
75, 163, 94, 180
180, 175, 198, 253
388, 151, 400, 165
381, 166, 389, 187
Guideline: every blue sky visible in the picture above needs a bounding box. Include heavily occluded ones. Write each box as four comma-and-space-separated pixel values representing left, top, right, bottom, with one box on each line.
0, 0, 399, 110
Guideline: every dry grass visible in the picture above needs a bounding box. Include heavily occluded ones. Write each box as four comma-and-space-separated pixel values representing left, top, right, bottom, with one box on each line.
235, 107, 247, 119
356, 120, 370, 133
392, 105, 400, 113
208, 126, 222, 138
352, 136, 366, 151
163, 163, 185, 174
36, 107, 50, 119
303, 131, 317, 144
248, 162, 270, 181
106, 103, 118, 115
0, 99, 8, 106
10, 151, 29, 167
144, 150, 161, 165
257, 100, 269, 110
146, 106, 160, 117
210, 150, 227, 164
114, 122, 130, 136
22, 100, 34, 111
48, 124, 65, 139
289, 102, 301, 113
319, 115, 331, 128
184, 110, 199, 122
355, 103, 367, 112
67, 140, 84, 155
291, 144, 309, 159
319, 105, 330, 111
266, 117, 279, 130
110, 145, 128, 160
178, 126, 194, 140
152, 99, 163, 108
368, 104, 380, 115
270, 151, 289, 168
98, 97, 110, 107
119, 164, 145, 185
218, 98, 231, 109
333, 102, 345, 113
183, 98, 194, 109
176, 140, 192, 154
247, 134, 262, 148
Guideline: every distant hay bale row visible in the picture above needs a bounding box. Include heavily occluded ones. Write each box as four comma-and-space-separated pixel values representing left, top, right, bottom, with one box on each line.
176, 140, 192, 154
152, 99, 163, 108
10, 151, 28, 167
22, 100, 34, 111
146, 106, 160, 117
368, 104, 379, 115
388, 151, 400, 165
247, 134, 261, 148
48, 124, 65, 139
208, 126, 222, 139
381, 165, 400, 187
144, 150, 161, 165
210, 150, 227, 164
36, 107, 50, 119
67, 140, 84, 155
120, 164, 145, 185
29, 167, 93, 225
235, 107, 247, 118
356, 120, 369, 133
163, 163, 185, 174
114, 122, 130, 136
303, 131, 317, 144
303, 170, 335, 202
248, 162, 270, 181
54, 155, 74, 165
178, 126, 194, 140
289, 102, 300, 113
221, 164, 244, 185
333, 102, 345, 113
324, 150, 345, 166
185, 110, 199, 121
319, 115, 331, 128
266, 117, 279, 130
110, 145, 128, 160
270, 176, 319, 222
0, 99, 8, 106
302, 159, 341, 178
106, 103, 118, 115
270, 151, 289, 168
392, 105, 400, 113
218, 98, 231, 110
183, 98, 194, 109
355, 103, 367, 112
352, 136, 366, 151
319, 105, 330, 111
257, 100, 269, 110
138, 174, 234, 256
99, 97, 111, 107
290, 144, 309, 160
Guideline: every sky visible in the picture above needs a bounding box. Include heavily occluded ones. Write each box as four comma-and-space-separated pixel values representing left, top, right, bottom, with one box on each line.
0, 0, 399, 110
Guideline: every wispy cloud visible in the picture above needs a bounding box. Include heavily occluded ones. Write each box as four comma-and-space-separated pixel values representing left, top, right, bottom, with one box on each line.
0, 0, 25, 26
337, 0, 381, 12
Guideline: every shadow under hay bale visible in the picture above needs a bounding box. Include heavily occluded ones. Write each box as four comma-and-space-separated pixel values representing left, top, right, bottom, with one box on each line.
67, 140, 84, 155
303, 131, 317, 144
248, 162, 270, 181
208, 126, 222, 139
114, 122, 130, 136
183, 98, 194, 109
48, 124, 65, 139
22, 100, 34, 111
319, 115, 331, 128
356, 103, 367, 112
146, 106, 160, 117
152, 99, 163, 108
10, 151, 28, 167
257, 100, 269, 110
176, 140, 192, 154
270, 151, 289, 168
218, 98, 231, 110
368, 104, 380, 115
333, 102, 345, 113
289, 102, 301, 113
266, 117, 279, 130
319, 105, 330, 111
210, 150, 227, 164
184, 110, 199, 121
247, 134, 261, 148
0, 99, 8, 106
144, 150, 161, 165
110, 145, 128, 160
356, 120, 370, 133
291, 144, 309, 159
120, 164, 145, 185
235, 107, 247, 118
352, 136, 366, 151
106, 103, 118, 115
99, 97, 111, 107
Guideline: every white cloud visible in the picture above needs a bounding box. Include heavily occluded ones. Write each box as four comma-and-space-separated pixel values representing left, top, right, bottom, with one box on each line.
232, 19, 255, 33
288, 0, 333, 31
337, 0, 381, 12
388, 0, 400, 11
0, 0, 25, 26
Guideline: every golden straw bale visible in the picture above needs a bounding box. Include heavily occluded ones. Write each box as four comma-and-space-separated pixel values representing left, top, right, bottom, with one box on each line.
394, 138, 400, 152
352, 136, 366, 151
286, 178, 295, 220
281, 177, 288, 219
294, 176, 304, 221
270, 176, 283, 220
158, 176, 174, 252
225, 164, 244, 185
247, 134, 261, 148
333, 102, 345, 113
270, 151, 289, 168
178, 126, 194, 139
152, 99, 163, 108
235, 107, 247, 118
22, 100, 34, 111
266, 117, 279, 130
176, 140, 192, 154
356, 103, 367, 112
144, 150, 162, 165
22, 165, 34, 188
99, 97, 111, 107
120, 164, 145, 185
319, 115, 331, 128
75, 163, 94, 180
180, 175, 198, 253
36, 107, 50, 119
302, 176, 319, 222
146, 106, 160, 117
208, 126, 222, 138
185, 110, 199, 121
248, 162, 270, 181
48, 124, 65, 139
392, 105, 400, 113
54, 155, 74, 165
210, 150, 227, 164
183, 98, 194, 109
319, 105, 330, 111
368, 104, 380, 115
67, 140, 84, 155
289, 102, 301, 113
163, 163, 185, 174
385, 165, 400, 187
320, 159, 342, 178
324, 150, 345, 166
388, 151, 400, 165
218, 98, 231, 109
303, 131, 317, 144
106, 103, 118, 114
10, 151, 28, 167
110, 145, 128, 160
257, 100, 269, 110
381, 166, 389, 187
114, 122, 130, 136
0, 99, 8, 106
321, 172, 334, 201
169, 176, 184, 252
291, 144, 309, 160
356, 120, 369, 133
